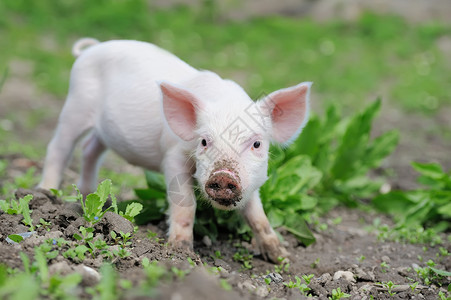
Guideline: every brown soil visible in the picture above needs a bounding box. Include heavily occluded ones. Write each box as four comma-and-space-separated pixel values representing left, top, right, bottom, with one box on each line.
0, 158, 449, 299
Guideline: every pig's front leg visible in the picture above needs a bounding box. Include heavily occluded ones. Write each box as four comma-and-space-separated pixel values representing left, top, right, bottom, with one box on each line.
163, 150, 196, 249
242, 191, 289, 263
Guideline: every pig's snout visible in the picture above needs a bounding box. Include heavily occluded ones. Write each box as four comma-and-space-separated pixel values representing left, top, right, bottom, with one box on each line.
205, 171, 242, 207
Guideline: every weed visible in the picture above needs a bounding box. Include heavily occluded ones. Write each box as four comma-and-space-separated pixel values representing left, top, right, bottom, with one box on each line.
36, 218, 51, 232
414, 260, 451, 286
380, 261, 390, 273
381, 281, 397, 296
438, 247, 449, 257
409, 281, 419, 292
171, 267, 189, 280
214, 250, 223, 259
219, 279, 232, 291
233, 247, 253, 271
141, 258, 167, 288
0, 194, 34, 230
311, 258, 320, 269
274, 256, 290, 273
264, 277, 271, 285
75, 180, 118, 224
147, 230, 163, 243
329, 287, 351, 299
357, 255, 366, 262
283, 275, 311, 295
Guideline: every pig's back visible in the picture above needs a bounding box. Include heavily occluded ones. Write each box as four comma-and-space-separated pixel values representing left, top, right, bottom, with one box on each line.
71, 40, 198, 170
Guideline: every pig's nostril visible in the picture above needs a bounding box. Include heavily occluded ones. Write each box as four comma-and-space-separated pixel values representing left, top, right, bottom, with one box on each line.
228, 183, 236, 191
208, 183, 220, 190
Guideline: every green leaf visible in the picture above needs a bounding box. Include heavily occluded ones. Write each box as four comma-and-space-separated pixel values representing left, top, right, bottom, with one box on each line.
96, 179, 112, 204
284, 218, 316, 246
331, 99, 381, 180
411, 162, 444, 180
19, 195, 34, 230
430, 267, 451, 277
437, 201, 451, 217
267, 209, 284, 228
85, 193, 102, 219
8, 234, 24, 243
145, 170, 166, 191
372, 191, 416, 215
364, 129, 399, 168
134, 188, 166, 200
121, 202, 143, 222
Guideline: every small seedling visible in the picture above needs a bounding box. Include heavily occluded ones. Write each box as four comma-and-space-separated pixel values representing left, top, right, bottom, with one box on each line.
171, 267, 189, 279
332, 217, 342, 225
381, 281, 397, 296
357, 255, 366, 262
146, 230, 163, 243
409, 281, 419, 292
274, 256, 290, 273
214, 250, 223, 259
311, 258, 320, 268
141, 258, 167, 288
380, 261, 389, 272
219, 279, 232, 291
302, 274, 314, 285
187, 257, 196, 268
36, 218, 52, 231
119, 202, 143, 223
0, 194, 35, 231
283, 275, 311, 295
438, 247, 449, 257
329, 287, 351, 300
264, 277, 271, 285
233, 247, 253, 271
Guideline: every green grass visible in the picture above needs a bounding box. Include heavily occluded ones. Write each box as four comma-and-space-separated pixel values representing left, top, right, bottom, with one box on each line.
0, 1, 450, 113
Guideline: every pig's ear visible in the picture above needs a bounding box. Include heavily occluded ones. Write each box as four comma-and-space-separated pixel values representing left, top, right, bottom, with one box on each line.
260, 82, 311, 145
160, 82, 200, 141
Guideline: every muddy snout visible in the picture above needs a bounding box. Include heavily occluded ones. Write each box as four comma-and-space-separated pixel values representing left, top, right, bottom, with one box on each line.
205, 170, 242, 207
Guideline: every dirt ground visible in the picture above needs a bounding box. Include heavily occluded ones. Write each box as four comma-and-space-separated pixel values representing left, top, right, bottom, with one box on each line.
1, 2, 451, 299
0, 156, 449, 299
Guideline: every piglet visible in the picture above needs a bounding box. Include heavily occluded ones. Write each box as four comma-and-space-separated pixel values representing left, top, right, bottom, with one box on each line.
38, 38, 311, 262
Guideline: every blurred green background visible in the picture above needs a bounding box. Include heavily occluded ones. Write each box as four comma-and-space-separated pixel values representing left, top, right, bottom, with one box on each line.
0, 0, 450, 189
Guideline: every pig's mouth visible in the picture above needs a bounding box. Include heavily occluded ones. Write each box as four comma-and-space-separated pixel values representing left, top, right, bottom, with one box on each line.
205, 169, 242, 208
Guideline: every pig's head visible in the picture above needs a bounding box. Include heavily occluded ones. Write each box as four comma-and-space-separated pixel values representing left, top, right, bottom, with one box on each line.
161, 72, 311, 210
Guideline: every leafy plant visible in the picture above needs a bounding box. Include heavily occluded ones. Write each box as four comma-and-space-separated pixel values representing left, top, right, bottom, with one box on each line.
75, 180, 118, 224
414, 259, 451, 286
132, 100, 398, 245
0, 194, 34, 231
283, 275, 311, 295
381, 281, 397, 296
329, 287, 351, 300
373, 162, 451, 230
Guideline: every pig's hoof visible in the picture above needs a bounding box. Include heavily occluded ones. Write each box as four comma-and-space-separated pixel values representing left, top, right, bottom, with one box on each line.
260, 240, 290, 264
168, 239, 193, 252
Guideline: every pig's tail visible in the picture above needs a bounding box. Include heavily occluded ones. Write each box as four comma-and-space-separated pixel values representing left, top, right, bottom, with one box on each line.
72, 38, 100, 57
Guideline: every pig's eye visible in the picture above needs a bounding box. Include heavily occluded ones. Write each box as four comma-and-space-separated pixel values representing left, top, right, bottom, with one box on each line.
253, 141, 261, 149
201, 139, 207, 147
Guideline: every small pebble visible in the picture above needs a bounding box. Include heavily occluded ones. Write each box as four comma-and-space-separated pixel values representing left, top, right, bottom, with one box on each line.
265, 272, 283, 283
333, 270, 355, 283
202, 235, 212, 247
381, 255, 390, 263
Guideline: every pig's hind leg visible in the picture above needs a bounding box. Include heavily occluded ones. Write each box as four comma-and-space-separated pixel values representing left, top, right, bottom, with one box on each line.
78, 133, 107, 195
242, 191, 289, 263
38, 94, 96, 191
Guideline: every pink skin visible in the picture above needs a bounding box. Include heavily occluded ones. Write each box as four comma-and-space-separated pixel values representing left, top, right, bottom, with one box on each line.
211, 169, 239, 182
38, 39, 311, 263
